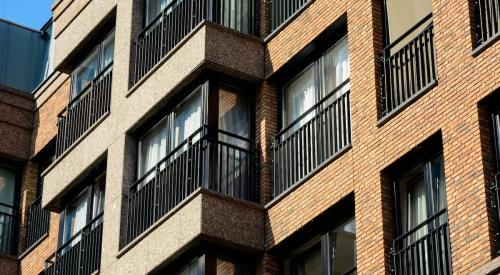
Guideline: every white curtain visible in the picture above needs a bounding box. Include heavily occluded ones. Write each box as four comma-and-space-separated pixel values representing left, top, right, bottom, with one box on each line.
407, 176, 428, 241
221, 0, 251, 34
284, 65, 316, 132
138, 118, 168, 184
174, 94, 202, 150
73, 47, 99, 98
62, 192, 88, 249
324, 36, 350, 98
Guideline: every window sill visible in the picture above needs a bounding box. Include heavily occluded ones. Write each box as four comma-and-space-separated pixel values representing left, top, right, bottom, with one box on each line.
265, 144, 352, 209
472, 32, 500, 57
377, 80, 438, 128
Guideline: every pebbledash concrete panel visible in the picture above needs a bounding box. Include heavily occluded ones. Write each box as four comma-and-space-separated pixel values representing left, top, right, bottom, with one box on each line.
100, 191, 264, 274
52, 0, 117, 70
42, 22, 264, 210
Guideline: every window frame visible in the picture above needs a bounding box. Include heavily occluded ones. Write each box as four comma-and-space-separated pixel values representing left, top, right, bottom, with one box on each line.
280, 35, 349, 130
70, 29, 115, 100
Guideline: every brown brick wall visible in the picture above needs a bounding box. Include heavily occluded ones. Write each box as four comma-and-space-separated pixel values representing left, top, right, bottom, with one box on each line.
19, 213, 60, 275
262, 0, 500, 274
30, 77, 70, 157
0, 254, 18, 275
0, 86, 35, 161
17, 162, 40, 255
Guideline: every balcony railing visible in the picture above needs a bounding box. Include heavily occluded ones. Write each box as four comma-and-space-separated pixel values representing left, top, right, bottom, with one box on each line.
271, 80, 351, 198
45, 214, 103, 275
134, 0, 257, 84
25, 196, 50, 250
381, 14, 437, 118
0, 202, 16, 254
55, 64, 113, 158
490, 173, 500, 255
391, 209, 451, 275
127, 125, 257, 243
474, 0, 500, 48
270, 0, 311, 32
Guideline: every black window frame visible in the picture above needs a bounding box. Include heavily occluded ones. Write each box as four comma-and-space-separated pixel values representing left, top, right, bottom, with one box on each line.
0, 160, 21, 255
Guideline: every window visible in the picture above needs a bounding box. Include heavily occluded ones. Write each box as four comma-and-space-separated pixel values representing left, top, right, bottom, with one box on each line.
283, 36, 349, 133
145, 0, 173, 25
384, 0, 432, 45
138, 90, 203, 180
71, 31, 115, 98
59, 174, 105, 251
285, 217, 357, 275
492, 110, 500, 173
395, 154, 446, 240
0, 166, 16, 254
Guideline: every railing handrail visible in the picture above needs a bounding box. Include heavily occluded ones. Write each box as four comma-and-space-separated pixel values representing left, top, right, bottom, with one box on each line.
0, 202, 14, 209
54, 212, 104, 256
138, 0, 184, 39
393, 208, 447, 243
28, 196, 43, 209
383, 13, 433, 54
58, 63, 114, 118
130, 124, 254, 191
275, 79, 350, 139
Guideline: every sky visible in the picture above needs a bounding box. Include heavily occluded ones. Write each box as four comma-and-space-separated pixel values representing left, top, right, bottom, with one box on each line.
0, 0, 53, 30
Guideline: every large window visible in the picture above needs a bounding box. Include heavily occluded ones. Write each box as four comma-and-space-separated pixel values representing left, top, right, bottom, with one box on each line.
283, 36, 349, 132
59, 173, 105, 251
284, 217, 357, 275
0, 166, 16, 254
384, 0, 432, 45
71, 30, 115, 99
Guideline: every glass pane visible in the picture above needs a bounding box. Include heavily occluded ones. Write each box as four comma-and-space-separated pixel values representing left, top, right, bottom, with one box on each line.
146, 0, 173, 25
296, 248, 321, 275
0, 168, 15, 212
102, 31, 115, 68
92, 174, 106, 220
324, 37, 350, 97
174, 93, 202, 148
176, 257, 201, 275
287, 238, 322, 275
73, 48, 99, 97
62, 191, 88, 246
218, 87, 249, 142
385, 0, 432, 43
284, 65, 316, 129
330, 218, 357, 275
138, 118, 168, 178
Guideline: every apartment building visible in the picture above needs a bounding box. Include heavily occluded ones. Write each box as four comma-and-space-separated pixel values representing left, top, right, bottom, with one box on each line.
0, 0, 499, 274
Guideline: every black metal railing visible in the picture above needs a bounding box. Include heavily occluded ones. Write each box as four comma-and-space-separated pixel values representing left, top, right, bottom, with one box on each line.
55, 64, 113, 158
474, 0, 500, 47
126, 125, 257, 242
490, 173, 500, 255
0, 202, 16, 254
134, 0, 257, 84
391, 209, 451, 275
25, 196, 50, 250
381, 14, 437, 117
45, 214, 103, 275
271, 80, 351, 198
270, 0, 311, 32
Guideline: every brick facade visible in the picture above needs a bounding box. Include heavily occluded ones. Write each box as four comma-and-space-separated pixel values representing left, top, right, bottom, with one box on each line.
8, 0, 500, 274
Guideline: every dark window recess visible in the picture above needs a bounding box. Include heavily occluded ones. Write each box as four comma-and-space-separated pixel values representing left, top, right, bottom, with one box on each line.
24, 196, 50, 250
0, 166, 17, 255
269, 0, 311, 32
380, 0, 437, 119
134, 0, 257, 84
473, 0, 500, 49
272, 36, 351, 199
489, 110, 500, 255
127, 81, 257, 243
45, 173, 105, 275
55, 31, 115, 158
283, 217, 357, 275
390, 154, 451, 275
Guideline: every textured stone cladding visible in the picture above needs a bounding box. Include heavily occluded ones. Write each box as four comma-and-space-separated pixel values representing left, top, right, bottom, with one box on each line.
0, 86, 35, 160
263, 0, 500, 274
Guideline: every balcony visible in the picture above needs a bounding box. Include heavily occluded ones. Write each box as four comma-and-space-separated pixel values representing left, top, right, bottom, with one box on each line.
126, 125, 257, 243
133, 0, 257, 84
55, 64, 113, 158
391, 209, 451, 275
24, 196, 50, 250
474, 0, 500, 52
45, 214, 103, 275
269, 0, 312, 32
271, 80, 351, 199
0, 203, 16, 255
380, 14, 437, 120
